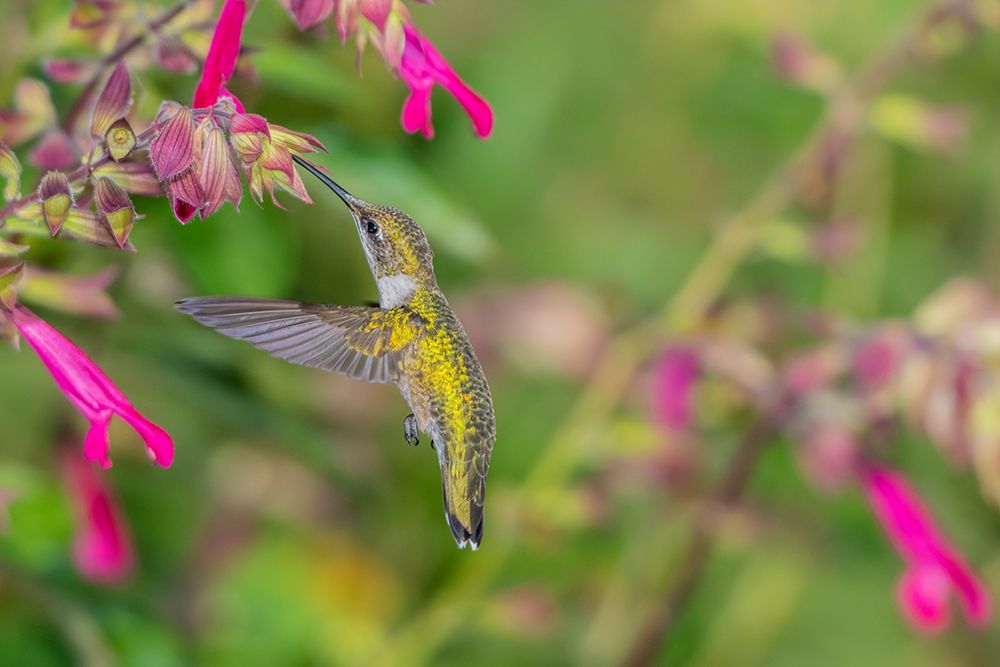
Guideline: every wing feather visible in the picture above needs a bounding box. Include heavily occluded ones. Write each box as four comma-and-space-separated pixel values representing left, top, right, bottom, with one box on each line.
176, 296, 422, 383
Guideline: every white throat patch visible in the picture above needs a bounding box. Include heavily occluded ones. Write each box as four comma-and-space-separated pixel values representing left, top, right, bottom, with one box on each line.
377, 274, 418, 308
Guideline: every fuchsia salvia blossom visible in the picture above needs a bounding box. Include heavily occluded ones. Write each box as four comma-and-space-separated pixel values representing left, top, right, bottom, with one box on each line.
61, 451, 134, 583
398, 25, 493, 139
193, 0, 246, 112
861, 464, 992, 633
652, 346, 700, 431
4, 306, 173, 469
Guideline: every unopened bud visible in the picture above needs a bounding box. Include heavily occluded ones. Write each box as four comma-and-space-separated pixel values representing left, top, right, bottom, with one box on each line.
94, 177, 136, 248
90, 62, 132, 138
39, 171, 73, 235
0, 261, 25, 308
229, 113, 270, 164
105, 118, 137, 161
0, 142, 21, 202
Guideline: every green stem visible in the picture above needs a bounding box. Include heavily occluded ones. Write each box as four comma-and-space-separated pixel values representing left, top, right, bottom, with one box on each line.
0, 562, 117, 667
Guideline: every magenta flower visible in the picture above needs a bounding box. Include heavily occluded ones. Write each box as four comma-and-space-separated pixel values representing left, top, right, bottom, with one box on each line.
861, 464, 992, 633
61, 451, 134, 583
397, 25, 492, 139
651, 346, 700, 431
192, 0, 246, 112
3, 306, 173, 469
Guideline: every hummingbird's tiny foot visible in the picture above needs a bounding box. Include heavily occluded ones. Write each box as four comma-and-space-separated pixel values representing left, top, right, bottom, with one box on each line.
404, 413, 420, 447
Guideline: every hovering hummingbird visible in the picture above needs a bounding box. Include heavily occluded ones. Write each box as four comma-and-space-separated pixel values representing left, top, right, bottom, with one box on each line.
177, 157, 496, 550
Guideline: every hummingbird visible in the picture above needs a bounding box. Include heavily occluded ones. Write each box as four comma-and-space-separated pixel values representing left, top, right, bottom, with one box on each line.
176, 156, 496, 550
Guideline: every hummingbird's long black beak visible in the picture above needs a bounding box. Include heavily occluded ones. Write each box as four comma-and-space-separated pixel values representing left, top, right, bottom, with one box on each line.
292, 155, 358, 211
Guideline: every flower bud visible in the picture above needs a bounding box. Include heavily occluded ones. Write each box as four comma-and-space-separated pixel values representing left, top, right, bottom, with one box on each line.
0, 238, 28, 257
61, 208, 129, 249
94, 177, 136, 248
155, 36, 198, 74
0, 141, 21, 202
43, 58, 95, 84
199, 124, 242, 217
150, 104, 195, 180
229, 113, 270, 164
285, 0, 336, 30
29, 129, 78, 171
39, 171, 73, 235
104, 118, 136, 161
359, 0, 393, 28
21, 267, 119, 319
0, 261, 25, 308
90, 62, 132, 138
2, 79, 56, 146
93, 162, 163, 197
166, 168, 206, 223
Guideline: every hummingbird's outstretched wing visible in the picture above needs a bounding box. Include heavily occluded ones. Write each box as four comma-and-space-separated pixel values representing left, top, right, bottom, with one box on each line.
177, 297, 422, 383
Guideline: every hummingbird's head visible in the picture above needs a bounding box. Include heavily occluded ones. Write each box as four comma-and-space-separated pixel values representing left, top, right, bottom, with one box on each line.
294, 157, 437, 306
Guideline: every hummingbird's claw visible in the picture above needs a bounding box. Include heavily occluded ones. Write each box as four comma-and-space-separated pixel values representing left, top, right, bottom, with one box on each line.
404, 413, 420, 447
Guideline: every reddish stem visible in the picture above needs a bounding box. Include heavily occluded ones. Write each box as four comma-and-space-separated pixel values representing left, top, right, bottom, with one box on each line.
622, 398, 795, 667
61, 0, 196, 134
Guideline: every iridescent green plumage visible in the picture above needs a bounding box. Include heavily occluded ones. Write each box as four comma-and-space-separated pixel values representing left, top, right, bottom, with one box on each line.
177, 158, 495, 549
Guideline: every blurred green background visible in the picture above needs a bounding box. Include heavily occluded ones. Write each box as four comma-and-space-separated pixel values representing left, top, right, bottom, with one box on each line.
2, 0, 1000, 665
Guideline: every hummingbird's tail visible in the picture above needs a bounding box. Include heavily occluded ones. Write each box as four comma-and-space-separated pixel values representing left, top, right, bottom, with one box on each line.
442, 474, 485, 551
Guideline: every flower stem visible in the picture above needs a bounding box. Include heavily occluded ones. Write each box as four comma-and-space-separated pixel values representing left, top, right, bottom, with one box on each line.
0, 563, 117, 667
61, 0, 196, 134
621, 400, 793, 667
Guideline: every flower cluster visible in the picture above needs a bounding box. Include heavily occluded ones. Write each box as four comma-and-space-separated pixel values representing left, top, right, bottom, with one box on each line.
647, 278, 1000, 634
0, 0, 340, 585
0, 0, 491, 588
150, 102, 325, 221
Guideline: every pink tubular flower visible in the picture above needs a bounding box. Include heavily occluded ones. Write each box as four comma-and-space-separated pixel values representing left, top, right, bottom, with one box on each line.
861, 464, 992, 633
61, 451, 134, 583
651, 346, 700, 431
397, 25, 492, 139
192, 0, 246, 112
4, 306, 173, 469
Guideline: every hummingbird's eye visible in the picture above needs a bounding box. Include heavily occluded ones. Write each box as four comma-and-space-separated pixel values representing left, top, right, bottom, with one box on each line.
366, 220, 379, 235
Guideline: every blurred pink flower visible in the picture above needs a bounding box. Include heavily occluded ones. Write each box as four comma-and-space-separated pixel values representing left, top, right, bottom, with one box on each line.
192, 0, 246, 112
652, 346, 700, 431
861, 464, 992, 633
397, 25, 492, 139
4, 306, 173, 469
284, 0, 336, 30
796, 423, 859, 492
853, 332, 902, 389
29, 129, 78, 171
61, 451, 133, 583
783, 347, 843, 396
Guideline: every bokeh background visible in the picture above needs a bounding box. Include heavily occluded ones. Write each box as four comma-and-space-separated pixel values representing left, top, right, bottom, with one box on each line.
2, 0, 1000, 665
